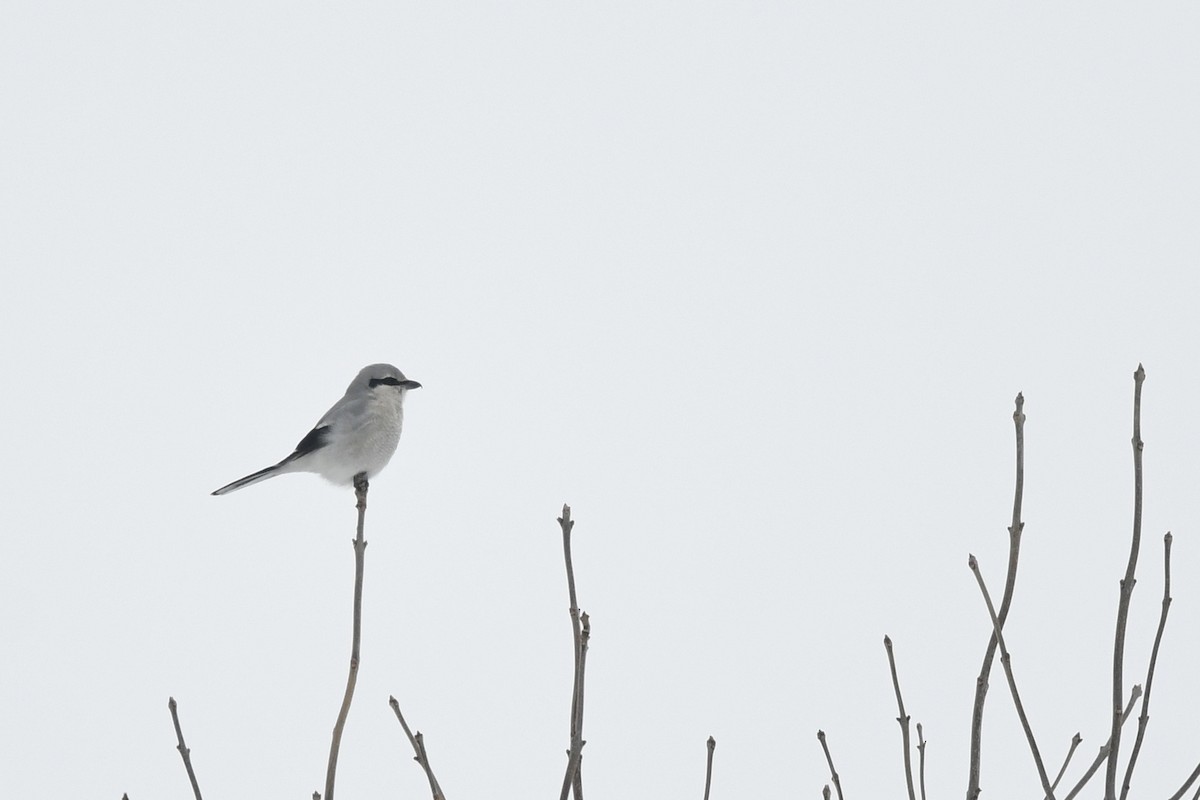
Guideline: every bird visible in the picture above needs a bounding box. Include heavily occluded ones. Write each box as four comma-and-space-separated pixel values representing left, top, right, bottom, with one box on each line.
212, 363, 421, 496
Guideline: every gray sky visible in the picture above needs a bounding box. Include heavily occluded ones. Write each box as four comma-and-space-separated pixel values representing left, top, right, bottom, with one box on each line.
3, 2, 1200, 797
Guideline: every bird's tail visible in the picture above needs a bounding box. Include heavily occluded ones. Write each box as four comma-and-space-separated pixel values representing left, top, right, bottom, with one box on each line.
211, 461, 290, 496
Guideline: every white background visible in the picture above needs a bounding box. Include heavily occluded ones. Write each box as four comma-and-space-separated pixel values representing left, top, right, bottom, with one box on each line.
3, 3, 1199, 798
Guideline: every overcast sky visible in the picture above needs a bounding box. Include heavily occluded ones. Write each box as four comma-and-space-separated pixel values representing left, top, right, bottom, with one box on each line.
3, 3, 1200, 798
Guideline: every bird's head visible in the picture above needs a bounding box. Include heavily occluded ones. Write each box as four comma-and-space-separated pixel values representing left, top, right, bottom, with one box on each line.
354, 363, 422, 394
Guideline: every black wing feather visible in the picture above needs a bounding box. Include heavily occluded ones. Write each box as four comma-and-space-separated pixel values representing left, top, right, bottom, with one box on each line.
292, 425, 332, 458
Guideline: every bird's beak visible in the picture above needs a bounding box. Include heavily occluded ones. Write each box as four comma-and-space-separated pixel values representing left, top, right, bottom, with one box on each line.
402, 380, 422, 389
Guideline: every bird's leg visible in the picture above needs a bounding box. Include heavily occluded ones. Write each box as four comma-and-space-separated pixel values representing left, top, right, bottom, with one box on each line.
353, 472, 369, 510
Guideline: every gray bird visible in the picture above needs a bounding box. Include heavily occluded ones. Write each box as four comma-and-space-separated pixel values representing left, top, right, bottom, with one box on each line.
212, 363, 421, 495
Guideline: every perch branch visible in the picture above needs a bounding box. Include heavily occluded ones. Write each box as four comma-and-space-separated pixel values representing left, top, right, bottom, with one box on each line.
323, 473, 370, 800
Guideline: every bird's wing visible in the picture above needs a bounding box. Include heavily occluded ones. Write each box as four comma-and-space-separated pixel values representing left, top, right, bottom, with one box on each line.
290, 425, 332, 459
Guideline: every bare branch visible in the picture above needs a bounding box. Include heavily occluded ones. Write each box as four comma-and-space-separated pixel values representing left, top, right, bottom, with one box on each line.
823, 786, 831, 800
1062, 684, 1141, 799
1167, 761, 1200, 800
324, 473, 370, 800
883, 636, 917, 800
968, 391, 1027, 800
816, 730, 844, 800
917, 723, 927, 800
558, 505, 590, 800
968, 555, 1055, 798
1047, 732, 1082, 798
167, 697, 203, 800
1119, 531, 1173, 800
389, 696, 447, 800
1105, 364, 1146, 800
702, 736, 716, 800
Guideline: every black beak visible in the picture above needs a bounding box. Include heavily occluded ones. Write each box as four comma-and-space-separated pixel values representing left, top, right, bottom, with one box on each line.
402, 380, 422, 389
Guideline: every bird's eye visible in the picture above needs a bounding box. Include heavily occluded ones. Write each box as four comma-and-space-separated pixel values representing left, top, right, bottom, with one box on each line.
369, 377, 403, 388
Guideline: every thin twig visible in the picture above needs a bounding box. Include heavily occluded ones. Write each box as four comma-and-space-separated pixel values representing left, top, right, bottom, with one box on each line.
1119, 531, 1173, 800
1047, 732, 1082, 798
816, 730, 844, 800
917, 723, 927, 800
1105, 364, 1146, 800
823, 787, 831, 800
389, 696, 447, 800
883, 636, 917, 800
324, 473, 370, 800
702, 736, 716, 800
968, 556, 1055, 798
559, 613, 590, 800
561, 504, 582, 800
1063, 685, 1141, 800
967, 392, 1027, 800
167, 697, 203, 800
558, 505, 590, 800
1168, 761, 1200, 800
